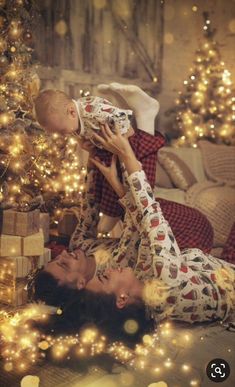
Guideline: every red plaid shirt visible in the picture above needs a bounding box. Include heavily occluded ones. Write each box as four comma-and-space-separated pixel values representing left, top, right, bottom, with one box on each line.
94, 128, 165, 217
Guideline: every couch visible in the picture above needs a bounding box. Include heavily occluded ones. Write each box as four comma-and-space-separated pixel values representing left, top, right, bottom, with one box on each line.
108, 140, 235, 258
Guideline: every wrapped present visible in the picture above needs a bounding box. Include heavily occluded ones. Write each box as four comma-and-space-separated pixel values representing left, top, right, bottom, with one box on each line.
0, 208, 40, 237
0, 229, 44, 257
58, 207, 80, 237
0, 279, 28, 306
0, 248, 51, 279
39, 212, 50, 243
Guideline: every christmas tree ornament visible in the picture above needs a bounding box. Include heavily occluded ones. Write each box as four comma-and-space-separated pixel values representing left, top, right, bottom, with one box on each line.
27, 72, 41, 98
0, 54, 9, 68
0, 37, 7, 52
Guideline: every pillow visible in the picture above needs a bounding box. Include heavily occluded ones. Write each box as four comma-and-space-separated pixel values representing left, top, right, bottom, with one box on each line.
155, 162, 173, 188
154, 187, 186, 205
198, 140, 235, 186
158, 150, 197, 190
186, 181, 235, 246
162, 146, 206, 183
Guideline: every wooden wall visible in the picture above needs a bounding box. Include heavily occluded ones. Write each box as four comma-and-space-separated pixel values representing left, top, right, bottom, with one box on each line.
34, 0, 164, 98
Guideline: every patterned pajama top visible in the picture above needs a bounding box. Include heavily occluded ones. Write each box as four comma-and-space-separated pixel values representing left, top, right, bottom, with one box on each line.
73, 96, 132, 147
69, 167, 235, 325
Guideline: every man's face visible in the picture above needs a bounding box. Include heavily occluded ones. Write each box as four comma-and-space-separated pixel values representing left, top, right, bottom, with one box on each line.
44, 249, 88, 289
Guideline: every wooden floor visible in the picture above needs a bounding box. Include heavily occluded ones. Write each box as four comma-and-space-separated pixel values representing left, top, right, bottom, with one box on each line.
1, 321, 235, 387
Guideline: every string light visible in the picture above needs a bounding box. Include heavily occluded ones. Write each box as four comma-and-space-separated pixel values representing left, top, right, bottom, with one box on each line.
0, 307, 203, 380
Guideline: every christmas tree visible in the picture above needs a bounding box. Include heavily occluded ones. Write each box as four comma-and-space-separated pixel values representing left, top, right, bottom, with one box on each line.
0, 0, 85, 224
166, 12, 235, 147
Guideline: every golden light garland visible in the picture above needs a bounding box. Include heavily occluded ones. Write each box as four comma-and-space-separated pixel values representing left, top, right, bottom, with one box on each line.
0, 303, 231, 387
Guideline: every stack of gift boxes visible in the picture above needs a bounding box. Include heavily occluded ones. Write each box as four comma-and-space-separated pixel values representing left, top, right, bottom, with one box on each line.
0, 209, 50, 307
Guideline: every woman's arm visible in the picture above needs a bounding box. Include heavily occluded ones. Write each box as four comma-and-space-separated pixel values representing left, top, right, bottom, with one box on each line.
91, 123, 180, 253
69, 140, 102, 250
91, 123, 141, 176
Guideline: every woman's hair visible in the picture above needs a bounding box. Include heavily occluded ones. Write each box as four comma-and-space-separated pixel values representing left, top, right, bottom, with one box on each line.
33, 270, 155, 346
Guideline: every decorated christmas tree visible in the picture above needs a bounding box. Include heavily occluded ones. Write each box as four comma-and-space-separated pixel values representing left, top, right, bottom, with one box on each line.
166, 12, 235, 147
0, 0, 85, 224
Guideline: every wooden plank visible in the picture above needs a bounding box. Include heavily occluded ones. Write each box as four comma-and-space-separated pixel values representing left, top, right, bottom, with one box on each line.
37, 65, 160, 92
33, 0, 163, 94
109, 3, 158, 82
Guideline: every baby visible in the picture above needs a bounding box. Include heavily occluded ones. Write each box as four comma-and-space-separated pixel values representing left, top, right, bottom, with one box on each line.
34, 83, 160, 145
34, 83, 163, 232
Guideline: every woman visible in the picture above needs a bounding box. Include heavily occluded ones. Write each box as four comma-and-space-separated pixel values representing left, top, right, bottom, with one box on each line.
33, 123, 235, 336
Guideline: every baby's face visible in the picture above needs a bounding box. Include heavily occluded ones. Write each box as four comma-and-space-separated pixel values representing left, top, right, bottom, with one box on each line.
44, 101, 79, 135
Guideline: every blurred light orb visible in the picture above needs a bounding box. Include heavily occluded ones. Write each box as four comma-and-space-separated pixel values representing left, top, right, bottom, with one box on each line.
93, 0, 107, 9
143, 334, 154, 345
192, 5, 198, 12
113, 0, 131, 18
4, 362, 13, 372
219, 123, 233, 137
164, 33, 174, 44
21, 375, 40, 387
123, 319, 138, 334
119, 371, 134, 386
228, 19, 235, 33
55, 20, 68, 36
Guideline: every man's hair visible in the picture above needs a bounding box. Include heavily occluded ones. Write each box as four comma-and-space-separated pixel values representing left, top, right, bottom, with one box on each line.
33, 270, 155, 346
34, 89, 71, 126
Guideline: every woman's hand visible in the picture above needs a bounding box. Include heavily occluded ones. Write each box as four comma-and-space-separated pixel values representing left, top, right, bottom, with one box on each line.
76, 138, 97, 169
89, 153, 126, 198
77, 138, 96, 155
91, 122, 132, 157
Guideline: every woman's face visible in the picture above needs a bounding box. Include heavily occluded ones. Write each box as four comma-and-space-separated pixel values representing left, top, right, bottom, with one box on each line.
44, 249, 88, 289
86, 267, 138, 308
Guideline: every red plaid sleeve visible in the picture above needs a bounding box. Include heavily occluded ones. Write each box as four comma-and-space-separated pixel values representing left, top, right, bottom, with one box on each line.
220, 222, 235, 264
94, 129, 165, 218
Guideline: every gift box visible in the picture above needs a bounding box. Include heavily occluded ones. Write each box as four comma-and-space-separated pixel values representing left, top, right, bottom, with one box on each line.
58, 207, 80, 237
39, 212, 50, 243
0, 279, 28, 306
0, 229, 44, 257
0, 248, 51, 279
0, 248, 51, 306
0, 209, 40, 237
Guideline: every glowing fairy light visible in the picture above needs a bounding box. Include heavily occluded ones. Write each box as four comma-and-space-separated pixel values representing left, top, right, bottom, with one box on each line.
0, 307, 204, 384
190, 380, 199, 386
164, 358, 173, 368
182, 363, 191, 372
